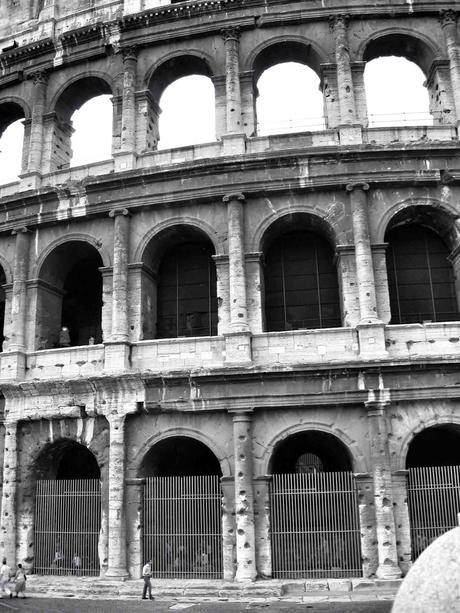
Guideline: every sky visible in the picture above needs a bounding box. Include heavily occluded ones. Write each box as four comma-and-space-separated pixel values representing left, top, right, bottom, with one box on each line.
0, 57, 430, 185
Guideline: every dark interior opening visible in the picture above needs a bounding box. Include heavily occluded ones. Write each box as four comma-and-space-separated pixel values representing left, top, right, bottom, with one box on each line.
264, 230, 341, 331
406, 425, 460, 467
157, 241, 217, 339
62, 256, 103, 346
35, 439, 100, 480
270, 431, 352, 474
386, 224, 458, 324
140, 437, 221, 477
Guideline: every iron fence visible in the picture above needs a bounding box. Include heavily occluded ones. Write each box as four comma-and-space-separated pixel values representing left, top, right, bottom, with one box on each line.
143, 475, 222, 578
34, 479, 101, 576
407, 465, 460, 560
270, 472, 362, 579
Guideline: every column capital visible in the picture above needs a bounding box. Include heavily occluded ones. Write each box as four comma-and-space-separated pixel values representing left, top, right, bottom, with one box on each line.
30, 70, 49, 86
440, 9, 457, 28
346, 181, 369, 193
329, 14, 349, 31
221, 26, 240, 42
365, 399, 391, 416
223, 192, 245, 204
11, 227, 29, 236
109, 208, 130, 218
230, 408, 253, 422
121, 46, 138, 62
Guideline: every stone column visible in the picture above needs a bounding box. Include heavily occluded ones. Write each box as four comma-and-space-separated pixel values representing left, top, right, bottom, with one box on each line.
440, 10, 460, 126
232, 411, 257, 581
223, 193, 251, 362
254, 475, 272, 578
366, 400, 402, 580
330, 16, 362, 144
8, 227, 30, 358
221, 476, 236, 581
26, 71, 48, 180
346, 183, 378, 324
0, 421, 17, 567
105, 413, 129, 578
354, 472, 377, 578
105, 210, 131, 372
392, 470, 412, 577
125, 478, 145, 579
120, 47, 137, 152
221, 27, 245, 154
109, 209, 130, 342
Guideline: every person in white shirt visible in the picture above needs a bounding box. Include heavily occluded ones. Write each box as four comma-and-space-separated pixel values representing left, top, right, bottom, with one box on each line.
142, 559, 154, 600
0, 559, 10, 597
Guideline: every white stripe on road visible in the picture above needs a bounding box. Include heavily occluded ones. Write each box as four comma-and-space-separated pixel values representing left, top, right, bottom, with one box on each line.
169, 605, 195, 610
0, 602, 18, 610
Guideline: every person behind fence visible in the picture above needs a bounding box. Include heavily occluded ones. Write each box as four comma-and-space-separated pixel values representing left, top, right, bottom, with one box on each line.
10, 564, 26, 599
72, 552, 81, 575
141, 559, 154, 601
0, 559, 10, 597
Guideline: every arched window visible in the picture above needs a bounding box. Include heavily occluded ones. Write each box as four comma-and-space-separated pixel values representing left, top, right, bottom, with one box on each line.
386, 225, 459, 324
157, 242, 217, 338
0, 102, 26, 184
158, 76, 215, 149
256, 62, 324, 135
364, 56, 431, 127
264, 231, 341, 331
70, 95, 113, 166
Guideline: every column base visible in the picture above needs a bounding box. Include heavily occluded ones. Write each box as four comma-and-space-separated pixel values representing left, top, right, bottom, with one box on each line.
376, 562, 402, 580
0, 350, 26, 380
235, 568, 257, 582
104, 567, 130, 580
357, 322, 387, 358
113, 151, 137, 172
222, 133, 247, 156
19, 171, 42, 191
339, 124, 363, 145
104, 341, 132, 372
224, 331, 252, 364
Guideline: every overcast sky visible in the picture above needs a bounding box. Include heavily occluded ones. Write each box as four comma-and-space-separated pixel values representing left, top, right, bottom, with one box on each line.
0, 57, 430, 184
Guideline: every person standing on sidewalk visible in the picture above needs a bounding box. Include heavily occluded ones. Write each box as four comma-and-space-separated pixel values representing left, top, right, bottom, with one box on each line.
142, 559, 154, 601
0, 559, 10, 597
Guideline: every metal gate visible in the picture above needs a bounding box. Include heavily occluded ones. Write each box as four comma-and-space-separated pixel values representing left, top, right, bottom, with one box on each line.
34, 479, 101, 576
143, 475, 222, 578
270, 472, 362, 578
407, 465, 460, 560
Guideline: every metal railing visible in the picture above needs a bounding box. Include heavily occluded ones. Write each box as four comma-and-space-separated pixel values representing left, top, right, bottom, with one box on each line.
143, 475, 223, 578
270, 472, 362, 579
367, 111, 441, 128
407, 465, 460, 560
34, 479, 101, 576
257, 116, 326, 136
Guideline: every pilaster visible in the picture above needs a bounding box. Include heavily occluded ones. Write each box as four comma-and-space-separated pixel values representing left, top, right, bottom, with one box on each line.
221, 476, 236, 581
222, 27, 243, 134
0, 421, 17, 568
254, 475, 272, 578
440, 10, 460, 128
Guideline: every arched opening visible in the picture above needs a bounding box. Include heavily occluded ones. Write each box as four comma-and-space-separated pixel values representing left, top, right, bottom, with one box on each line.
70, 95, 113, 166
406, 425, 460, 560
385, 219, 459, 324
256, 62, 324, 135
141, 226, 217, 340
158, 76, 215, 149
34, 440, 101, 576
268, 430, 361, 579
262, 216, 341, 331
36, 241, 103, 349
252, 42, 324, 136
0, 102, 26, 184
140, 436, 222, 578
363, 35, 436, 127
53, 77, 112, 170
148, 56, 215, 151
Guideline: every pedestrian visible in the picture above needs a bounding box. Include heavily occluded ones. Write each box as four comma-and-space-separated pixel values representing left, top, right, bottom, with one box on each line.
141, 559, 154, 600
10, 564, 26, 599
0, 558, 10, 597
72, 552, 81, 575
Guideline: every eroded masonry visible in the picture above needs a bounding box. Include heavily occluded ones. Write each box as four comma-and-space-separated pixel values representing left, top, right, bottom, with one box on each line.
0, 0, 459, 584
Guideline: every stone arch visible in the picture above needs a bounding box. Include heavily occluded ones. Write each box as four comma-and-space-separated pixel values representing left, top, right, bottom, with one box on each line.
134, 428, 231, 478
399, 415, 460, 471
377, 198, 458, 245
253, 206, 340, 254
136, 217, 221, 263
0, 253, 13, 286
33, 437, 101, 480
260, 422, 366, 475
33, 233, 110, 278
0, 97, 30, 135
49, 72, 114, 120
359, 29, 441, 75
246, 35, 327, 81
146, 51, 216, 103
